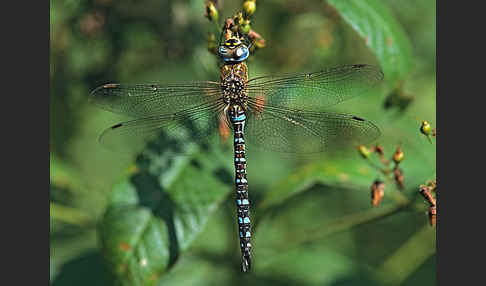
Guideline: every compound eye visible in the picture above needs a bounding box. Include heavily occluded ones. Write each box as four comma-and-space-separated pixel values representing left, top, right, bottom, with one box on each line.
218, 46, 227, 55
236, 47, 244, 57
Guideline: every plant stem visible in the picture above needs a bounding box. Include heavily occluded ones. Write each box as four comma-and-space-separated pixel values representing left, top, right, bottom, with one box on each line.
301, 202, 407, 242
375, 224, 436, 285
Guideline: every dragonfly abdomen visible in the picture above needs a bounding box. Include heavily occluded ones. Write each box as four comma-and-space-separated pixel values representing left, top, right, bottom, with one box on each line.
229, 105, 252, 272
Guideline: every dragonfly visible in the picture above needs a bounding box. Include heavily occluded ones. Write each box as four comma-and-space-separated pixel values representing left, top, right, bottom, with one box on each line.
90, 19, 383, 273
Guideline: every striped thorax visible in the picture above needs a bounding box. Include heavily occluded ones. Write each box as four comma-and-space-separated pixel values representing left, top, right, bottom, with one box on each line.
221, 63, 249, 107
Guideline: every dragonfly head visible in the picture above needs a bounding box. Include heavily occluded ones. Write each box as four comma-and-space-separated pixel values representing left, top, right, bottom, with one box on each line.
218, 19, 250, 63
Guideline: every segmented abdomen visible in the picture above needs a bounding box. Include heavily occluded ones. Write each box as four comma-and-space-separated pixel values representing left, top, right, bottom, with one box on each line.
230, 106, 252, 272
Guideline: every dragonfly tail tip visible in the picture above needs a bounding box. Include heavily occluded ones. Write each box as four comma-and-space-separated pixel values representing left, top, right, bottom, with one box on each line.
241, 254, 251, 273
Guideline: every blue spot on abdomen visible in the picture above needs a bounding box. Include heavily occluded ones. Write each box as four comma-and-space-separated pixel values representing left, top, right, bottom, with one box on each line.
231, 114, 246, 122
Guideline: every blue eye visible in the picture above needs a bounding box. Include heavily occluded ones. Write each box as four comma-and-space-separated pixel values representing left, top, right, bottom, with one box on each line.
236, 47, 245, 57
218, 46, 228, 56
235, 46, 249, 61
218, 44, 250, 62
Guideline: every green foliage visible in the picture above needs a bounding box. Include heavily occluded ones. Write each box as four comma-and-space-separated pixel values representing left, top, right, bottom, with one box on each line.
99, 140, 232, 285
327, 0, 414, 90
259, 157, 375, 211
50, 0, 435, 285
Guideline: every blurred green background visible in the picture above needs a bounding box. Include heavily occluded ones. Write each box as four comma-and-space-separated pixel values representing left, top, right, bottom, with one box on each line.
50, 0, 436, 285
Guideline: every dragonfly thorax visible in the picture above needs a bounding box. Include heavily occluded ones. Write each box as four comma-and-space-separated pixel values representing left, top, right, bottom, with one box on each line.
222, 76, 247, 105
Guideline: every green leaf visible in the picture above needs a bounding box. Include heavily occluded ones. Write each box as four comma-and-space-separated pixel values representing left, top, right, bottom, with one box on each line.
99, 137, 232, 285
259, 157, 375, 211
326, 0, 414, 89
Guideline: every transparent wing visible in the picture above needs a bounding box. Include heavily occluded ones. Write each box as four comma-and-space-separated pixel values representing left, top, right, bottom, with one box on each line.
244, 100, 380, 153
89, 81, 222, 117
246, 64, 383, 111
99, 101, 228, 152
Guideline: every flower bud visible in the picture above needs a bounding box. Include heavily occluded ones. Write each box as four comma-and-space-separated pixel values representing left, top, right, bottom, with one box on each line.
254, 38, 265, 49
420, 120, 432, 136
393, 147, 404, 164
234, 12, 244, 25
358, 145, 371, 159
419, 185, 436, 206
243, 1, 256, 17
428, 205, 436, 226
371, 180, 385, 207
240, 21, 251, 34
205, 1, 219, 22
373, 145, 384, 156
